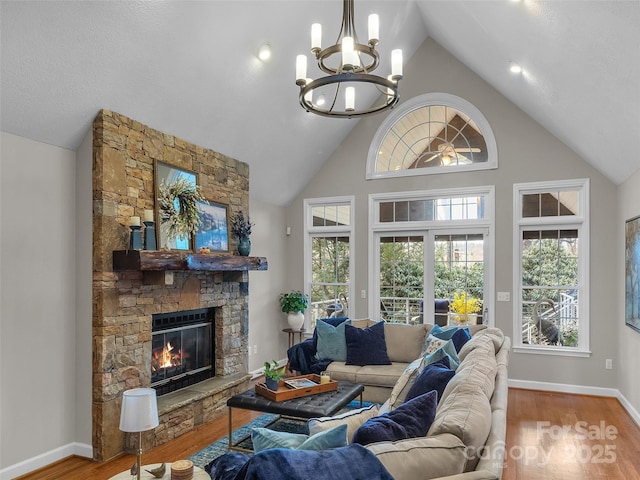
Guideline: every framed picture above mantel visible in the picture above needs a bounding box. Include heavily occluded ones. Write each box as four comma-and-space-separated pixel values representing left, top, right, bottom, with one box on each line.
195, 199, 230, 253
625, 215, 640, 333
155, 161, 199, 251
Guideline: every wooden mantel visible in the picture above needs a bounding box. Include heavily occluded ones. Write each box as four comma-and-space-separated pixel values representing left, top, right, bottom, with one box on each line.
113, 250, 268, 272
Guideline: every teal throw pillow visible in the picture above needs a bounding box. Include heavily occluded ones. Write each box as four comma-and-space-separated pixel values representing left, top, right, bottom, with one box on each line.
430, 325, 472, 352
422, 339, 460, 370
315, 319, 351, 361
251, 424, 348, 452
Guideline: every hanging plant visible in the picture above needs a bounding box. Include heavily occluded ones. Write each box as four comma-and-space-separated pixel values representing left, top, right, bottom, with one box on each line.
158, 177, 204, 243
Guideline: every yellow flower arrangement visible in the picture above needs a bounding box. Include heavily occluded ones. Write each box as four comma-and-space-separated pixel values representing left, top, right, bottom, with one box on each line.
449, 292, 481, 314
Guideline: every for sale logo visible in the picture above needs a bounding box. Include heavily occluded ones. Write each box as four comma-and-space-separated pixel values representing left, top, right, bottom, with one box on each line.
537, 421, 618, 464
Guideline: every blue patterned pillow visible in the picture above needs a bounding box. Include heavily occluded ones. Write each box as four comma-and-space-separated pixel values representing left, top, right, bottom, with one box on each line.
430, 325, 472, 352
405, 357, 455, 403
251, 424, 348, 452
352, 390, 437, 446
423, 339, 460, 370
315, 319, 351, 361
345, 321, 391, 366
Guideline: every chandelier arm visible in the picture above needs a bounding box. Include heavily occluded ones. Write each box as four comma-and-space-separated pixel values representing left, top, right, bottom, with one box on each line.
299, 73, 399, 118
316, 43, 379, 75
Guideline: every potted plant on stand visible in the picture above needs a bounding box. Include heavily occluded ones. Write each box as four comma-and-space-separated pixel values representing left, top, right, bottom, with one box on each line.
231, 210, 254, 256
448, 292, 481, 326
263, 360, 285, 391
280, 290, 309, 330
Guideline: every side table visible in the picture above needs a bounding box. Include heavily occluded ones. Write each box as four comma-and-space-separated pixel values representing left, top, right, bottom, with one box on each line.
108, 462, 209, 480
282, 328, 306, 348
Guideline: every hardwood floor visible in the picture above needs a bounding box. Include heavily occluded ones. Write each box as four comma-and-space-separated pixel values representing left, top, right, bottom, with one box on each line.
16, 389, 640, 480
503, 389, 640, 479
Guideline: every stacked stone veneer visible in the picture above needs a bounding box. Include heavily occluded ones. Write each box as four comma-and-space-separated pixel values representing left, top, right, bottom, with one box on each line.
93, 110, 252, 461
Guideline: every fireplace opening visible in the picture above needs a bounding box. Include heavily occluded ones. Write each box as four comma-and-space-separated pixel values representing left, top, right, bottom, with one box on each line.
151, 307, 215, 396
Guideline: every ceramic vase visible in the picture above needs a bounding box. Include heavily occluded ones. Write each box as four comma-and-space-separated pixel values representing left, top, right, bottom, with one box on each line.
287, 311, 305, 330
238, 236, 251, 256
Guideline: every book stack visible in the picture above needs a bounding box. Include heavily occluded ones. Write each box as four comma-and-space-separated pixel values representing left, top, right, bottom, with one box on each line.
171, 460, 194, 480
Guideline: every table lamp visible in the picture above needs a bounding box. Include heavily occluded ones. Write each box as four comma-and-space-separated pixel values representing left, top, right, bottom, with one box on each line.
119, 388, 159, 480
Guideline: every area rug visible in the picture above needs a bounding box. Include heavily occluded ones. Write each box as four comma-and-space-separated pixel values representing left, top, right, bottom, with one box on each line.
188, 400, 370, 469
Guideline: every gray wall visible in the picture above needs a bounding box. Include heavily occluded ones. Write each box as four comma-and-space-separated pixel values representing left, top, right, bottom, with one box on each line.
285, 38, 619, 390
0, 131, 290, 474
617, 170, 640, 415
0, 132, 79, 470
75, 130, 93, 450
247, 198, 289, 372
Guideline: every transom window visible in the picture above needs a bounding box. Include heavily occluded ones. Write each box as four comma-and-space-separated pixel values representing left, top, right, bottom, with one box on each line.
379, 195, 485, 223
367, 93, 497, 179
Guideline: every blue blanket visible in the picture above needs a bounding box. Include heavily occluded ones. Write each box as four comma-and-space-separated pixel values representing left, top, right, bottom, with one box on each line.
207, 444, 393, 480
286, 338, 332, 374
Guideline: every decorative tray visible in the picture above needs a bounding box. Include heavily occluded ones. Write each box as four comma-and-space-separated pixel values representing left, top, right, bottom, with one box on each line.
255, 374, 338, 402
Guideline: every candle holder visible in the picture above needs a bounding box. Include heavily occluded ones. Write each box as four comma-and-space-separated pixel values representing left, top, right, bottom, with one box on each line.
129, 225, 143, 250
144, 221, 156, 250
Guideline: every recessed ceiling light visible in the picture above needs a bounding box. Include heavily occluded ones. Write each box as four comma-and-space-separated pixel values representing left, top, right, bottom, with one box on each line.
509, 61, 522, 74
258, 44, 272, 62
316, 94, 326, 106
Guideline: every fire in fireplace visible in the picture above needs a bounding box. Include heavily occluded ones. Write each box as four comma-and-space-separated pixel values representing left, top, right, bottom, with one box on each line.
151, 307, 215, 396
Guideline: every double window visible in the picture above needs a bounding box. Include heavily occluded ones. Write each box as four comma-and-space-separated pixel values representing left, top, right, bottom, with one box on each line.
513, 179, 590, 355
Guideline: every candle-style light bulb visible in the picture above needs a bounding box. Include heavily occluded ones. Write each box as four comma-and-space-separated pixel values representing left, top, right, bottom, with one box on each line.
391, 49, 403, 80
342, 36, 356, 70
311, 23, 322, 52
368, 14, 379, 45
296, 55, 307, 85
345, 86, 355, 111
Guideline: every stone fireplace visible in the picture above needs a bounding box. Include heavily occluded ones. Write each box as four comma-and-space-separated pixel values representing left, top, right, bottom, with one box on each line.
151, 307, 215, 396
92, 110, 266, 461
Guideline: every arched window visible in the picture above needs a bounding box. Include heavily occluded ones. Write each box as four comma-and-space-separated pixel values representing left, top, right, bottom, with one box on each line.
367, 93, 497, 179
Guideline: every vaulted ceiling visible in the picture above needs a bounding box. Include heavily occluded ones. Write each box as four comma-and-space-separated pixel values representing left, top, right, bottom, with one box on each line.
1, 1, 638, 205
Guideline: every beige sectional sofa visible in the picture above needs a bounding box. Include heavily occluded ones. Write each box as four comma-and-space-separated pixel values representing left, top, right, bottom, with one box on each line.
326, 322, 488, 403
327, 322, 510, 480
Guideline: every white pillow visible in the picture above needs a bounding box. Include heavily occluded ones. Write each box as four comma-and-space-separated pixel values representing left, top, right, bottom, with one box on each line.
307, 404, 380, 443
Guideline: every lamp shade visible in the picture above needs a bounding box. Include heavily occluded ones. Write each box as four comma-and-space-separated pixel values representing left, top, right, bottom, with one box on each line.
119, 388, 159, 432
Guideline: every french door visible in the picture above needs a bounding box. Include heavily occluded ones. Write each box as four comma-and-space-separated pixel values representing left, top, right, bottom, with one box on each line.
374, 228, 489, 326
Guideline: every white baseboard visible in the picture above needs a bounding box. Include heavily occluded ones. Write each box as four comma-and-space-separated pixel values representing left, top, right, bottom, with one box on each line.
250, 357, 288, 379
508, 378, 640, 428
616, 390, 640, 427
0, 442, 92, 480
508, 378, 618, 397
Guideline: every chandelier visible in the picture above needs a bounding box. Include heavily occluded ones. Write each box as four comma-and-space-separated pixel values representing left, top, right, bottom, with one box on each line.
295, 0, 403, 118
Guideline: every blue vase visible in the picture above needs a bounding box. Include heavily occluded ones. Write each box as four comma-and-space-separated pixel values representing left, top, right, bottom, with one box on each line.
238, 236, 251, 256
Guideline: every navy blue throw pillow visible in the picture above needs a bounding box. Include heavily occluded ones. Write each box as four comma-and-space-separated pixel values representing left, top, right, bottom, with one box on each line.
450, 328, 472, 352
345, 321, 391, 366
352, 390, 438, 446
405, 357, 455, 403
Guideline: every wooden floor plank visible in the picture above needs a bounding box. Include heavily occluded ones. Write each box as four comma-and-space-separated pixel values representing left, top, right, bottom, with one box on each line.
15, 388, 640, 480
